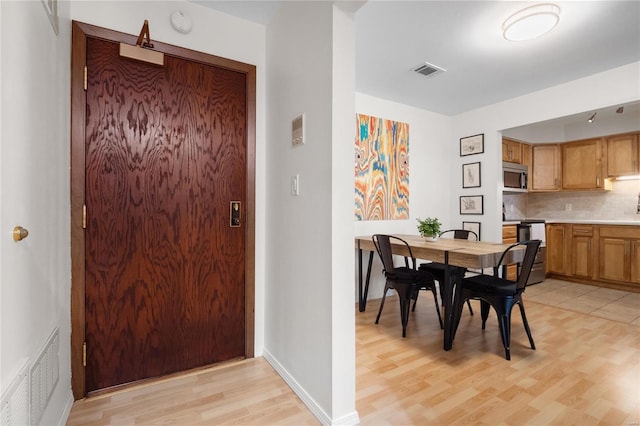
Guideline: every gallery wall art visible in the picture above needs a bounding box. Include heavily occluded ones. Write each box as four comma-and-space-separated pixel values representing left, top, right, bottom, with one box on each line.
355, 113, 409, 221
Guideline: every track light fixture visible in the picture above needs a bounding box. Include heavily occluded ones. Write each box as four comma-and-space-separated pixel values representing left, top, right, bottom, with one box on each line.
587, 112, 597, 123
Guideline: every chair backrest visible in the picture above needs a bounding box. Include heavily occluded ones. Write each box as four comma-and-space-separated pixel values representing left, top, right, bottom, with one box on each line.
440, 229, 479, 241
495, 239, 541, 290
372, 234, 415, 276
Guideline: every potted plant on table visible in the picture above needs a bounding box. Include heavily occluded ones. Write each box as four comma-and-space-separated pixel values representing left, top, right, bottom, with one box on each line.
417, 217, 442, 241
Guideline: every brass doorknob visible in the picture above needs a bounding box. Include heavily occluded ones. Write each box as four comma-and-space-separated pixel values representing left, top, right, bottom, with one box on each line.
13, 226, 29, 242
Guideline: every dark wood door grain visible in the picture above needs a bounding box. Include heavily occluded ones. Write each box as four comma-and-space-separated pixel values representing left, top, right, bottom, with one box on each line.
84, 38, 246, 391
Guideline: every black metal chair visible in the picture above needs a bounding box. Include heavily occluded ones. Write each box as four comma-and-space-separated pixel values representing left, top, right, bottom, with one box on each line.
453, 239, 541, 360
419, 229, 479, 314
372, 234, 443, 337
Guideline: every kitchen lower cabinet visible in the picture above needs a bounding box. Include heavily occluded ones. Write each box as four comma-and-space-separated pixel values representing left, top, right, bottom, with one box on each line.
502, 224, 517, 280
598, 226, 640, 286
571, 225, 594, 278
546, 223, 639, 292
546, 224, 569, 275
632, 240, 640, 284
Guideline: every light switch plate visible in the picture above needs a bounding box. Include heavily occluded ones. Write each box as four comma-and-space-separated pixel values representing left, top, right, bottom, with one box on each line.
291, 174, 300, 196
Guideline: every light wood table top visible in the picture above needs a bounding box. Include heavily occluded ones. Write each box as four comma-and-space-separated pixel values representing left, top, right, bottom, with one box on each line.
356, 234, 525, 269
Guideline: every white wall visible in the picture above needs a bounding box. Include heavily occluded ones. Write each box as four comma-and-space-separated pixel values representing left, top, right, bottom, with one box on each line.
1, 1, 73, 424
451, 62, 640, 244
354, 94, 452, 299
264, 1, 357, 423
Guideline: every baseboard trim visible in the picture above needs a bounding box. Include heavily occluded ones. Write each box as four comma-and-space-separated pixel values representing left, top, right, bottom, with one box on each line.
57, 391, 74, 426
262, 349, 359, 425
331, 410, 361, 425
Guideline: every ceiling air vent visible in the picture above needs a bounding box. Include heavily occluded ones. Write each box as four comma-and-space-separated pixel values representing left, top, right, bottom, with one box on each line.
413, 62, 446, 77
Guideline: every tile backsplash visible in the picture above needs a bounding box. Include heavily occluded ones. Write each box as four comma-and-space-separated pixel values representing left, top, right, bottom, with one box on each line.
504, 180, 640, 221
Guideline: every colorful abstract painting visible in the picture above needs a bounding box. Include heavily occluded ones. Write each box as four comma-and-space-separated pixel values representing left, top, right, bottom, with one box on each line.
355, 114, 409, 221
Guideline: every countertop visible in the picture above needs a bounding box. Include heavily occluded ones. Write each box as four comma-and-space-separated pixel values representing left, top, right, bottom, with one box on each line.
545, 219, 640, 226
503, 219, 640, 226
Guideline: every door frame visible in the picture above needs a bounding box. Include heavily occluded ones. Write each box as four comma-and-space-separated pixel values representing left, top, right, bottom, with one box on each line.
70, 21, 256, 399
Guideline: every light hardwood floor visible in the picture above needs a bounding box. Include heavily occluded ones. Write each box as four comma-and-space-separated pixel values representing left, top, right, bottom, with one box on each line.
67, 280, 639, 425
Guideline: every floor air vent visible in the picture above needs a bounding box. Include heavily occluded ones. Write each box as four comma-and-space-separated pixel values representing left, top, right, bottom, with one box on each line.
413, 62, 446, 77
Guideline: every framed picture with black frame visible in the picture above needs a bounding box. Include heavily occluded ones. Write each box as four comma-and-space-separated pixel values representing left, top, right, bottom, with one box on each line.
462, 221, 481, 240
460, 195, 484, 215
460, 134, 484, 156
462, 162, 481, 188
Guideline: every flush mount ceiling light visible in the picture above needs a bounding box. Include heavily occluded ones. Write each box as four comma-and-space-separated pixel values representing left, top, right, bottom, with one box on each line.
502, 3, 560, 42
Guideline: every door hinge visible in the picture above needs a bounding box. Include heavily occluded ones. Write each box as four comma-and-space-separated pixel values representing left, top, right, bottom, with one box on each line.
84, 66, 87, 91
82, 341, 87, 367
82, 204, 87, 229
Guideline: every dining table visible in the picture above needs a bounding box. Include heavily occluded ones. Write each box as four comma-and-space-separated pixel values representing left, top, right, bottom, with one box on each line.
355, 234, 526, 350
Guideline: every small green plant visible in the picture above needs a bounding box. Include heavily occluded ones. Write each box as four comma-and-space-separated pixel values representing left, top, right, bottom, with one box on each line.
416, 217, 442, 238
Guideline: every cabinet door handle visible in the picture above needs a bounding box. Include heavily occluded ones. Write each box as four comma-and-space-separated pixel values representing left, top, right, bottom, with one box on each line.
596, 176, 600, 186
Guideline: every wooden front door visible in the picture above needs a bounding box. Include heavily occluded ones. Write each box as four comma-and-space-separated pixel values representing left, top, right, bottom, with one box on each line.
73, 23, 255, 394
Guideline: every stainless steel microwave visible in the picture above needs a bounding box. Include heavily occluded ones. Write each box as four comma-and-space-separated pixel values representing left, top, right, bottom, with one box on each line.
503, 161, 528, 190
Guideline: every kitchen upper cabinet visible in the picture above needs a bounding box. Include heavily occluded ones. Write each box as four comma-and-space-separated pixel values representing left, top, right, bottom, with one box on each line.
598, 226, 640, 286
546, 224, 568, 275
502, 138, 522, 164
532, 144, 561, 191
521, 143, 532, 172
607, 133, 639, 177
562, 139, 610, 190
571, 225, 594, 278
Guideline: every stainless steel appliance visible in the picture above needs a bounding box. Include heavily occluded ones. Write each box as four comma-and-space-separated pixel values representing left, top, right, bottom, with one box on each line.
517, 220, 546, 284
503, 161, 528, 191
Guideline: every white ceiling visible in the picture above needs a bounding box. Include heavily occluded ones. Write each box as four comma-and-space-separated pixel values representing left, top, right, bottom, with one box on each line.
193, 1, 640, 117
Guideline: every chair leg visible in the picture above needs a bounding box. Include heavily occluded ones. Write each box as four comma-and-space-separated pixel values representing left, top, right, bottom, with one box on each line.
452, 292, 468, 340
375, 283, 390, 324
466, 299, 474, 316
495, 312, 511, 360
395, 284, 413, 337
440, 281, 473, 316
431, 287, 443, 329
400, 297, 411, 338
495, 299, 516, 360
411, 287, 419, 312
518, 300, 536, 350
480, 300, 490, 330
